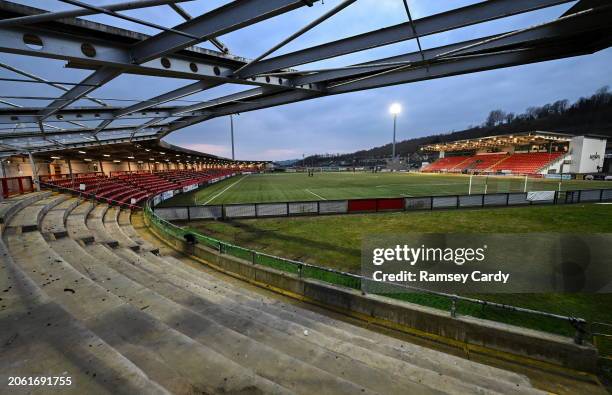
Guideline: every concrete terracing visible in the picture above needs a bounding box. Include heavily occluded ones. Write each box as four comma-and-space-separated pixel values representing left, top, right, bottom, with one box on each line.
0, 192, 603, 394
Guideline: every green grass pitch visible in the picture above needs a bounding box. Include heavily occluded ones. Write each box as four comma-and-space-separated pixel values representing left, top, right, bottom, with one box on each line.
160, 171, 612, 342
162, 171, 611, 206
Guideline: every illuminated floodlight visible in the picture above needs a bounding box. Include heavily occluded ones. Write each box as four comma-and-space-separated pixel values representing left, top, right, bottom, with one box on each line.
389, 103, 402, 115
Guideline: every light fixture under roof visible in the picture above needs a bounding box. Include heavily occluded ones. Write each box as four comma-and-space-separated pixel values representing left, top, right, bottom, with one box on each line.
84, 158, 92, 162
50, 156, 61, 159
127, 156, 134, 159
113, 160, 121, 163
103, 154, 110, 157
78, 150, 86, 154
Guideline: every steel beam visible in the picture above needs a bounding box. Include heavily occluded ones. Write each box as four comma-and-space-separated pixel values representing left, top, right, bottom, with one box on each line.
172, 87, 267, 115
0, 0, 193, 28
0, 26, 321, 91
58, 0, 201, 40
114, 80, 223, 118
327, 46, 596, 94
168, 2, 229, 53
25, 0, 321, 122
36, 67, 121, 120
235, 0, 357, 76
0, 107, 182, 124
235, 0, 574, 76
292, 5, 612, 85
130, 0, 320, 64
0, 61, 107, 107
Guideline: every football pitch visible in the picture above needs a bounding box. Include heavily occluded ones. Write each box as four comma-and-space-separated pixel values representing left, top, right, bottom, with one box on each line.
162, 171, 611, 206
161, 172, 612, 342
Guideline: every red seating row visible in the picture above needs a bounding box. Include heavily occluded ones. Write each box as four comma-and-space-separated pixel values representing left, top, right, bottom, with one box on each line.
490, 152, 564, 173
45, 169, 241, 207
424, 152, 564, 174
422, 156, 471, 172
464, 154, 508, 171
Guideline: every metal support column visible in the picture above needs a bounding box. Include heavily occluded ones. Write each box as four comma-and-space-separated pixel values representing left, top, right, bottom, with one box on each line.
67, 158, 74, 184
230, 114, 235, 161
28, 152, 40, 191
392, 113, 397, 160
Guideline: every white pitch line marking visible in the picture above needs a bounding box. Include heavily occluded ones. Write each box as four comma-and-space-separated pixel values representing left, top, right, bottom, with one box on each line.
201, 175, 249, 205
305, 189, 327, 200
376, 183, 464, 188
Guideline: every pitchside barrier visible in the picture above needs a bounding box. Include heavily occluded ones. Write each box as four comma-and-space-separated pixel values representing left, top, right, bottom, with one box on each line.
153, 188, 612, 221
144, 198, 594, 347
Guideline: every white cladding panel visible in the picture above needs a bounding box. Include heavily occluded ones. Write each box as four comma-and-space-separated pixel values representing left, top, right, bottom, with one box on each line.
569, 136, 606, 174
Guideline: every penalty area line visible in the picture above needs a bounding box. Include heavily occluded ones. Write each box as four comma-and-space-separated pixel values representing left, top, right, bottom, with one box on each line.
305, 189, 327, 200
201, 175, 249, 205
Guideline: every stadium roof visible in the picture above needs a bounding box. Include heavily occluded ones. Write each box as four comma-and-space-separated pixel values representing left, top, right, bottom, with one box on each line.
420, 131, 575, 152
0, 0, 611, 157
10, 139, 265, 166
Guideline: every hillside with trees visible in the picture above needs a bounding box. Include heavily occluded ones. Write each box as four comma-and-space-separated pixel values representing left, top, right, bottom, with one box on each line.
305, 86, 612, 166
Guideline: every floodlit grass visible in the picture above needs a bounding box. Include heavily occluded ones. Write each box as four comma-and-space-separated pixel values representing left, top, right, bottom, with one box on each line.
159, 172, 612, 343
186, 204, 612, 339
187, 204, 612, 272
160, 172, 611, 206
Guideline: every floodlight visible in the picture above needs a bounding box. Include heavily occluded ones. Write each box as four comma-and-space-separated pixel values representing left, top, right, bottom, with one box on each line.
389, 103, 402, 115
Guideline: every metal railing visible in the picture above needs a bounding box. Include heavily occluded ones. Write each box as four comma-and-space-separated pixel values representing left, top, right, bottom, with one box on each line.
144, 198, 592, 344
153, 188, 612, 222
41, 181, 142, 210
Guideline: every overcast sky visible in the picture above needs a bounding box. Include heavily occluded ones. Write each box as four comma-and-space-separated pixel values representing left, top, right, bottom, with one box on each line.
2, 0, 611, 160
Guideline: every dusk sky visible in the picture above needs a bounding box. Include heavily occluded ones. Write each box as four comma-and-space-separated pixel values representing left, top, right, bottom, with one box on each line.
2, 0, 611, 160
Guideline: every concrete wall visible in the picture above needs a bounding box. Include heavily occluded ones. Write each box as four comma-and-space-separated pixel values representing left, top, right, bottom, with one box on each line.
147, 220, 598, 374
569, 136, 607, 174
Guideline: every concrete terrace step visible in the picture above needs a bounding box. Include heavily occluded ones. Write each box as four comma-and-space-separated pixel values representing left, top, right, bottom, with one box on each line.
47, 234, 388, 395
0, 221, 170, 395
4, 224, 292, 394
102, 207, 146, 252
127, 215, 535, 393
40, 197, 80, 239
7, 194, 68, 232
117, 209, 159, 253
81, 214, 433, 394
132, 211, 547, 395
1, 194, 550, 394
86, 209, 471, 394
90, 209, 540, 395
0, 191, 52, 229
66, 201, 96, 244
131, 249, 543, 395
86, 204, 121, 248
150, 252, 537, 393
131, 210, 543, 394
49, 201, 394, 393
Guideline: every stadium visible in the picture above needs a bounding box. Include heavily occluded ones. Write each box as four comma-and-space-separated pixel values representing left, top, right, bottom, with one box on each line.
1, 1, 612, 394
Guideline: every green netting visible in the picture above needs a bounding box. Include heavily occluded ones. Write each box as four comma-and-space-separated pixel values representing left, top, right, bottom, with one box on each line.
302, 265, 361, 290
184, 227, 221, 249
256, 253, 300, 274
223, 243, 253, 261
194, 233, 221, 249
